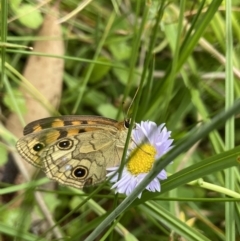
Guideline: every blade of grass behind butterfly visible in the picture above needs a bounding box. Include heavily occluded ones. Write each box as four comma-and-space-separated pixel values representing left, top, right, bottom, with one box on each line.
130, 1, 166, 122
115, 1, 145, 120
138, 56, 155, 118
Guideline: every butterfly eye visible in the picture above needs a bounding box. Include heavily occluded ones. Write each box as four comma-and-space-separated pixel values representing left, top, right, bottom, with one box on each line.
57, 139, 73, 150
33, 143, 44, 152
72, 166, 88, 179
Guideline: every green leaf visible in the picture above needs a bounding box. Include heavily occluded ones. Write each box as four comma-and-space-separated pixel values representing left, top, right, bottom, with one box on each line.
14, 4, 43, 29
9, 0, 22, 10
87, 57, 111, 84
109, 42, 131, 61
1, 208, 22, 227
96, 103, 118, 119
112, 63, 138, 86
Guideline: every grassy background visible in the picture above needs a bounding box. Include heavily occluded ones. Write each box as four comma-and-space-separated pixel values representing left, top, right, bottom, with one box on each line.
0, 0, 240, 240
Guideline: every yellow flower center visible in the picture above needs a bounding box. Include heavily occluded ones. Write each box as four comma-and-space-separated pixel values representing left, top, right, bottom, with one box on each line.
127, 144, 157, 175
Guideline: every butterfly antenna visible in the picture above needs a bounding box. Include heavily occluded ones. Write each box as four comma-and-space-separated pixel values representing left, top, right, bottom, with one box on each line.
126, 86, 139, 119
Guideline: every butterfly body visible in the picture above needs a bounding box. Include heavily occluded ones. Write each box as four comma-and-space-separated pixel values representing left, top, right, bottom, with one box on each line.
16, 115, 130, 188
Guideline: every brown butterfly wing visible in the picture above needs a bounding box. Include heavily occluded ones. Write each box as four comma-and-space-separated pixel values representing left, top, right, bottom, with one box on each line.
16, 115, 128, 188
16, 115, 123, 168
42, 131, 125, 188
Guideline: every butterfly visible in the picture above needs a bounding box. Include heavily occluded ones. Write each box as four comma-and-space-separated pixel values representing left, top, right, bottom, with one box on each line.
16, 115, 130, 188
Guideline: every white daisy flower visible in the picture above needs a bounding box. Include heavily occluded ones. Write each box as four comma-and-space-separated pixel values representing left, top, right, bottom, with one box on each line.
107, 120, 173, 198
